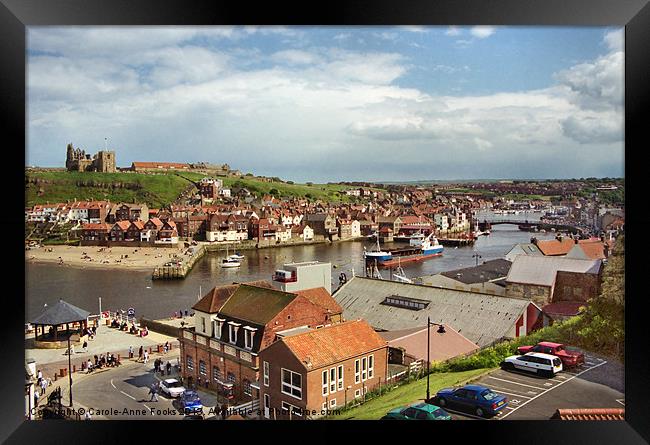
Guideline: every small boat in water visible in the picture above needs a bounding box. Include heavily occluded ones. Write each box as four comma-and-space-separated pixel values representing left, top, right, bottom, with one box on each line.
221, 258, 241, 268
228, 253, 245, 260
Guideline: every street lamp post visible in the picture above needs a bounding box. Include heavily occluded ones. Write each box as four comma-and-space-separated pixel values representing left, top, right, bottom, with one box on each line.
67, 334, 73, 407
472, 253, 482, 267
426, 317, 446, 402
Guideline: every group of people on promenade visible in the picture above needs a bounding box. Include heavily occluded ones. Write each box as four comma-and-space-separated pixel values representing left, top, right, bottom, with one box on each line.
84, 352, 121, 372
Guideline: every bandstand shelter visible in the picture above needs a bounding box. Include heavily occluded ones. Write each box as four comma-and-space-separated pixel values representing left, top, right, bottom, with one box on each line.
29, 299, 90, 343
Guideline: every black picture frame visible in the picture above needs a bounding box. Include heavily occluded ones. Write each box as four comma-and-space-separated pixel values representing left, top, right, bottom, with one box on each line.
3, 0, 648, 443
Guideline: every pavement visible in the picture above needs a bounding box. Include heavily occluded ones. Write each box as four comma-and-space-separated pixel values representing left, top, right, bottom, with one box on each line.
26, 323, 179, 382
432, 351, 625, 421
34, 350, 232, 420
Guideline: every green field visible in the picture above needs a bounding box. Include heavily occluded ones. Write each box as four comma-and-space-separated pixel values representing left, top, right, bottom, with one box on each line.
220, 177, 362, 203
324, 368, 490, 420
25, 171, 207, 208
25, 171, 373, 207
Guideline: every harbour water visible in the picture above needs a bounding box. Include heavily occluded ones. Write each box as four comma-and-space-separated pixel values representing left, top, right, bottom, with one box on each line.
26, 212, 551, 321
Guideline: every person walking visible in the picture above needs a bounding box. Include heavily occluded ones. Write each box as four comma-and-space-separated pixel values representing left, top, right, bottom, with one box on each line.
129, 345, 134, 359
40, 377, 48, 396
138, 346, 143, 362
163, 341, 169, 354
143, 350, 149, 364
82, 340, 88, 352
148, 383, 158, 402
37, 369, 42, 381
166, 361, 172, 375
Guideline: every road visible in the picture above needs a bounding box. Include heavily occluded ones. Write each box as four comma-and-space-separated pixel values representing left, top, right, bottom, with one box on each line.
437, 352, 624, 420
71, 354, 220, 420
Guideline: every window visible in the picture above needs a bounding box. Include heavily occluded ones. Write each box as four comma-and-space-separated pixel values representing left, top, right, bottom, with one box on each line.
337, 365, 343, 390
361, 357, 367, 381
201, 317, 206, 333
354, 389, 361, 398
322, 370, 328, 396
281, 368, 302, 400
228, 323, 240, 344
330, 368, 336, 393
214, 319, 224, 339
322, 402, 327, 411
368, 355, 374, 379
263, 361, 270, 387
186, 356, 194, 371
381, 295, 430, 311
244, 328, 255, 349
403, 408, 418, 418
329, 398, 337, 408
355, 359, 360, 383
199, 360, 206, 375
243, 379, 252, 396
227, 372, 236, 383
282, 401, 302, 417
213, 366, 221, 382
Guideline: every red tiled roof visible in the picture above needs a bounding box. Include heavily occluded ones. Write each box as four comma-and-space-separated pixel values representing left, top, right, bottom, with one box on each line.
553, 408, 624, 420
132, 162, 190, 169
113, 221, 131, 231
130, 221, 145, 230
576, 241, 607, 260
281, 320, 387, 370
192, 281, 275, 314
536, 239, 576, 256
293, 288, 342, 315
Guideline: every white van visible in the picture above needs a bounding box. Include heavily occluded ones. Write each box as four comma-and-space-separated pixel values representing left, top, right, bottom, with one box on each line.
501, 352, 563, 377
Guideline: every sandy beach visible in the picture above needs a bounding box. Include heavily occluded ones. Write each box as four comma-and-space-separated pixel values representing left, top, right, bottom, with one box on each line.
25, 245, 186, 271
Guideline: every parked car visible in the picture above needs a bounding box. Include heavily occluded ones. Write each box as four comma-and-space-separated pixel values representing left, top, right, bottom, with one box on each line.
381, 402, 451, 420
517, 341, 585, 368
180, 390, 203, 414
432, 385, 508, 417
501, 352, 563, 377
159, 378, 185, 398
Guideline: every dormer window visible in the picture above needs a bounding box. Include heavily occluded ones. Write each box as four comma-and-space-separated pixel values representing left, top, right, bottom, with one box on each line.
214, 317, 225, 339
243, 326, 257, 350
228, 321, 241, 345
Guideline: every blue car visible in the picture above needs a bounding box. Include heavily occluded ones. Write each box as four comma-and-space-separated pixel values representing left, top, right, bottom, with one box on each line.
431, 384, 508, 417
180, 390, 203, 415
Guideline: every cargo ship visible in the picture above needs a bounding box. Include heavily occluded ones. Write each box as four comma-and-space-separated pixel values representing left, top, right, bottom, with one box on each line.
364, 232, 443, 268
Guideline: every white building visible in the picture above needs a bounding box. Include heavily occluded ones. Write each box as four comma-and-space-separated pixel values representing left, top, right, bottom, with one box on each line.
273, 261, 332, 294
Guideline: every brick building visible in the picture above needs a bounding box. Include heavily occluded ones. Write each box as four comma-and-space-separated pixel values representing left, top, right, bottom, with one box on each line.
257, 319, 388, 419
179, 282, 340, 404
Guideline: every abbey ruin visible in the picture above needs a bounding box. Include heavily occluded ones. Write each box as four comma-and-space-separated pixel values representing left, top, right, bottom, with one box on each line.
65, 143, 116, 173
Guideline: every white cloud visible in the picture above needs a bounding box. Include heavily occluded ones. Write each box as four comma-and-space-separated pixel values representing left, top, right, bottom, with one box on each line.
445, 26, 461, 36
604, 29, 623, 51
397, 26, 429, 33
470, 26, 496, 39
26, 27, 623, 181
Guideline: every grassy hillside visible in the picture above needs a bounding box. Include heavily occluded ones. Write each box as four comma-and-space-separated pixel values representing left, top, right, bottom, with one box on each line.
25, 171, 207, 208
25, 171, 375, 207
220, 177, 361, 203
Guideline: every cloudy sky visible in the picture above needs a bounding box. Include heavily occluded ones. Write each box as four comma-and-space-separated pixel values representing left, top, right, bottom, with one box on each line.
27, 26, 624, 182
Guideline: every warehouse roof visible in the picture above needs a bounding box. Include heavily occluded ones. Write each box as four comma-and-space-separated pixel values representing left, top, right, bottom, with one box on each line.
440, 259, 512, 284
506, 256, 601, 287
333, 277, 533, 347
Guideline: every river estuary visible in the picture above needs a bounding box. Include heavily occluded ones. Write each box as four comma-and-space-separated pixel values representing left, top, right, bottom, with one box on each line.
26, 211, 552, 320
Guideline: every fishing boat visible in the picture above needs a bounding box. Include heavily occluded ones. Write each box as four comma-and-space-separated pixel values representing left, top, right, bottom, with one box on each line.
365, 232, 443, 268
228, 253, 245, 260
363, 233, 392, 262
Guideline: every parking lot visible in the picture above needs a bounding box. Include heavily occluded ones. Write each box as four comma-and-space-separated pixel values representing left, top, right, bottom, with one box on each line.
440, 352, 625, 420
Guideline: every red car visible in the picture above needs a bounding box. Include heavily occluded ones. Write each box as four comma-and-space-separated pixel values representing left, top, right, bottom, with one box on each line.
516, 342, 585, 368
